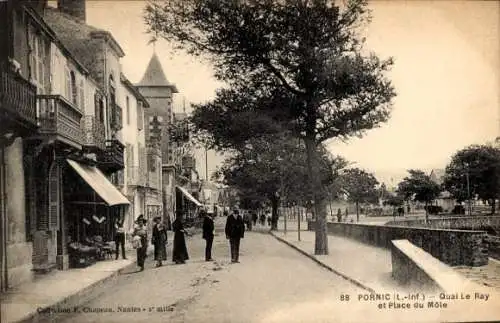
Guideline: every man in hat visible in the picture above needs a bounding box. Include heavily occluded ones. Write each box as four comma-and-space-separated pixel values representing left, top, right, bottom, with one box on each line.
225, 208, 245, 263
202, 210, 215, 261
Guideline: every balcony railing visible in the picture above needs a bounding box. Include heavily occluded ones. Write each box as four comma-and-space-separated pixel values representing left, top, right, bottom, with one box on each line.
98, 139, 124, 172
127, 166, 147, 187
81, 115, 106, 151
37, 95, 83, 148
0, 69, 37, 129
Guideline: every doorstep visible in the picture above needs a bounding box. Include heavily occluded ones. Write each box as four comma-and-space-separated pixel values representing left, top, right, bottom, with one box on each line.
0, 246, 153, 323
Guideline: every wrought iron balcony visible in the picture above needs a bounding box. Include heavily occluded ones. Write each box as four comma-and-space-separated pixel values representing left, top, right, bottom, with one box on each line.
0, 69, 37, 136
127, 166, 147, 187
81, 115, 106, 152
37, 95, 83, 149
98, 139, 124, 173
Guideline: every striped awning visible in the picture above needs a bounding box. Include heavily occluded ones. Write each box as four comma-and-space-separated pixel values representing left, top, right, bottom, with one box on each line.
176, 186, 202, 207
67, 159, 130, 206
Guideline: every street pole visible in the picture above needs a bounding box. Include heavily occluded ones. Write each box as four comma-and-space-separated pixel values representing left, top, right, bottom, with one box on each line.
466, 170, 471, 216
205, 147, 208, 181
282, 165, 286, 235
297, 204, 301, 241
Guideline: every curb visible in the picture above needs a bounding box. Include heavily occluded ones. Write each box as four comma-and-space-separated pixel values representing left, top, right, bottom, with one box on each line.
269, 231, 376, 293
12, 249, 154, 323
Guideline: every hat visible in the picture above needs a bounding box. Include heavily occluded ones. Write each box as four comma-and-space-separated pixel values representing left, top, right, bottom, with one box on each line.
135, 214, 145, 223
233, 209, 239, 214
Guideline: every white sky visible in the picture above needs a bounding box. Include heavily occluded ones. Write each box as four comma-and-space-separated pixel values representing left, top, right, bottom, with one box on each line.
76, 0, 499, 185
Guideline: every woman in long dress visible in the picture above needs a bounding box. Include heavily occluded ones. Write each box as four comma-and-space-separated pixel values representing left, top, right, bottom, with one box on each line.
132, 215, 148, 271
172, 216, 189, 264
152, 216, 167, 267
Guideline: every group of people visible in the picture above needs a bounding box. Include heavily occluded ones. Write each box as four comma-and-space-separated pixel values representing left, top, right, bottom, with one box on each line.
113, 208, 247, 271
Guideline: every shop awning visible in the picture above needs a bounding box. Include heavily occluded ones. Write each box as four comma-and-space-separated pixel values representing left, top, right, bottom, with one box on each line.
67, 159, 130, 206
176, 186, 202, 207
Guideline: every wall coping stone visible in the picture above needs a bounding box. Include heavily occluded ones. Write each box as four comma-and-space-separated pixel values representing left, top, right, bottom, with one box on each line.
392, 240, 476, 292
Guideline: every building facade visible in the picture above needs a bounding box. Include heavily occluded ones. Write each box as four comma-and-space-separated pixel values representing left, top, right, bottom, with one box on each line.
0, 0, 154, 291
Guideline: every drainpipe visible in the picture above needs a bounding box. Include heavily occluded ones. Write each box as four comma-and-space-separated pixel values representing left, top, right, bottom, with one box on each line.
1, 146, 8, 291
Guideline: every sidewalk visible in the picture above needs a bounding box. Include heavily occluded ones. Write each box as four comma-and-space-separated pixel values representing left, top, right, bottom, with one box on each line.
270, 227, 406, 293
1, 245, 149, 323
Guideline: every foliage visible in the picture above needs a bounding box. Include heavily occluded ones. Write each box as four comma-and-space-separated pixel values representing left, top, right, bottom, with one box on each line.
443, 145, 500, 213
145, 0, 396, 254
383, 193, 404, 207
397, 169, 441, 206
338, 168, 379, 206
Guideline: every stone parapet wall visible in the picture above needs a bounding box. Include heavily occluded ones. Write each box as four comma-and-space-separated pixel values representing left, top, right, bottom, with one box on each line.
307, 221, 488, 267
391, 240, 441, 291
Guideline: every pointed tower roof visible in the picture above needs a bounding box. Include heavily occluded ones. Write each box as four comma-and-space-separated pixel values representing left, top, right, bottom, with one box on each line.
137, 52, 179, 92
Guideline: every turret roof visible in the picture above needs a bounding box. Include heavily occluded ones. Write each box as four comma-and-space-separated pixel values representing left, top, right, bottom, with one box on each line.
137, 52, 179, 92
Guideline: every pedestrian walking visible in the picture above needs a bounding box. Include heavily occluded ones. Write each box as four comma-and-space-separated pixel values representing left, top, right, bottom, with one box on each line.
267, 214, 272, 226
202, 212, 215, 261
132, 215, 148, 271
225, 209, 245, 263
252, 212, 257, 226
152, 216, 168, 267
259, 213, 266, 226
172, 215, 189, 264
114, 218, 126, 260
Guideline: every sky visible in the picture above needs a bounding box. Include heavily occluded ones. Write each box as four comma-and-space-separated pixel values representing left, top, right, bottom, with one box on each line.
64, 0, 500, 186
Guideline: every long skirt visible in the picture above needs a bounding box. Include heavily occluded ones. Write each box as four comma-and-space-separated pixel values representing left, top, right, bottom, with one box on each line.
136, 236, 148, 267
154, 242, 167, 261
172, 232, 189, 263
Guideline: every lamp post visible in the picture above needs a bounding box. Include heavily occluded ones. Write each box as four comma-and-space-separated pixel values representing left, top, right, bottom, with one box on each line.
464, 162, 472, 216
276, 155, 285, 234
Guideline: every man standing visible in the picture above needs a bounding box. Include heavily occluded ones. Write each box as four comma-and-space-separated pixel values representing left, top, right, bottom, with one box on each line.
225, 209, 245, 263
114, 218, 126, 260
202, 211, 215, 261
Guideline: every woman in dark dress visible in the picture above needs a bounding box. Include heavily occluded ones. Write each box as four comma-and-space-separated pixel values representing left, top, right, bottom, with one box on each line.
172, 216, 189, 264
152, 216, 168, 267
132, 215, 148, 271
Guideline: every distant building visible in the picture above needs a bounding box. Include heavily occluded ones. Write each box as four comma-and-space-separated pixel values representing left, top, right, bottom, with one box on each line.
429, 168, 455, 212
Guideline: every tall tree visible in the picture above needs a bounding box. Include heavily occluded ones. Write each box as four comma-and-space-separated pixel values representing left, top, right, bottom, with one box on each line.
338, 168, 379, 221
146, 0, 396, 254
216, 134, 340, 230
397, 170, 441, 222
443, 145, 500, 214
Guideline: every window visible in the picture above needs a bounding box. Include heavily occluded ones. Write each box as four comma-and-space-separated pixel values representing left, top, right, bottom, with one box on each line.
70, 71, 77, 105
78, 79, 85, 110
28, 26, 46, 93
137, 101, 144, 131
126, 96, 130, 125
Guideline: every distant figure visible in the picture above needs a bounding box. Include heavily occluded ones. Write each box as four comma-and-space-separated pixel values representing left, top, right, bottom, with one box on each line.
225, 209, 245, 263
267, 214, 272, 227
252, 212, 258, 226
114, 218, 126, 260
336, 208, 342, 222
132, 215, 148, 271
172, 216, 189, 264
152, 216, 168, 267
243, 212, 252, 231
259, 213, 266, 226
202, 212, 215, 261
345, 208, 349, 217
407, 205, 411, 214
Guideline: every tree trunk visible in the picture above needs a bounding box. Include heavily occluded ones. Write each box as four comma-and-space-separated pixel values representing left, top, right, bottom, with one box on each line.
305, 135, 328, 255
270, 196, 279, 231
355, 201, 359, 222
424, 201, 429, 224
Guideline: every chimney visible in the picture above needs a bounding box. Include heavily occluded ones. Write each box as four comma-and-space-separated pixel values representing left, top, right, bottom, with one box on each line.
57, 0, 85, 22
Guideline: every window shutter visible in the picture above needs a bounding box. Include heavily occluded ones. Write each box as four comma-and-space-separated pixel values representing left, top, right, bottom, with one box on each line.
48, 163, 60, 230
78, 80, 85, 111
